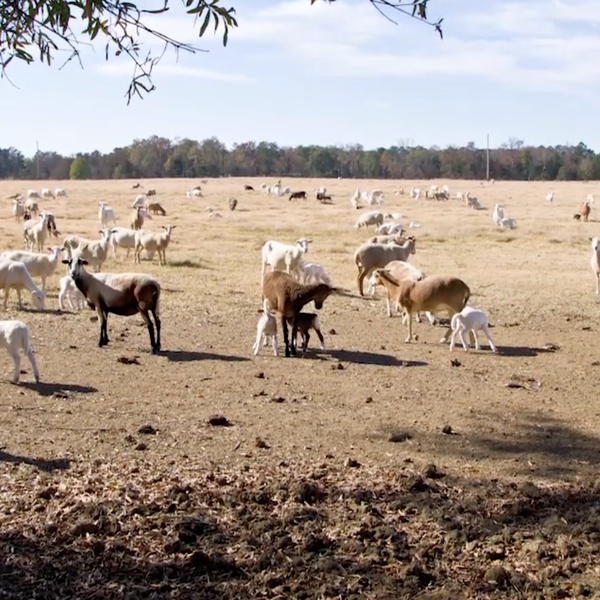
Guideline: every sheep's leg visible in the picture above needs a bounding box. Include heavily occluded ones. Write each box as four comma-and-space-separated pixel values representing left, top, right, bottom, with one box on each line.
290, 317, 299, 356
458, 329, 469, 351
151, 309, 161, 352
253, 326, 263, 355
472, 330, 481, 351
441, 311, 454, 343
386, 294, 392, 317
27, 347, 40, 383
405, 311, 413, 343
482, 323, 498, 353
281, 316, 291, 357
10, 351, 21, 384
16, 289, 23, 309
97, 307, 109, 346
314, 326, 325, 351
449, 328, 459, 352
596, 271, 599, 295
357, 268, 368, 296
140, 310, 158, 354
271, 334, 278, 356
3, 286, 9, 309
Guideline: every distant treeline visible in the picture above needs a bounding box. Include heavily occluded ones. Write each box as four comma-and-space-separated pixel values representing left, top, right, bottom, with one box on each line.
1, 137, 599, 181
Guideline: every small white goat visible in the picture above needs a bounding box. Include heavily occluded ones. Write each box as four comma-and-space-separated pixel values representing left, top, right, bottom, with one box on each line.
252, 299, 278, 357
58, 275, 87, 311
590, 237, 600, 295
261, 238, 311, 279
449, 306, 498, 353
0, 320, 40, 384
98, 202, 117, 228
493, 204, 504, 226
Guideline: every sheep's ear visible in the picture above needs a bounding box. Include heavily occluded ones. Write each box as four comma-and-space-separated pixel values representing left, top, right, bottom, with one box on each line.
61, 259, 70, 264
81, 259, 89, 265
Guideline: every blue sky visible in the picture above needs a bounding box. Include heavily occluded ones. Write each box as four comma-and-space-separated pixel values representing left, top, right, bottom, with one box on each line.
2, 0, 600, 157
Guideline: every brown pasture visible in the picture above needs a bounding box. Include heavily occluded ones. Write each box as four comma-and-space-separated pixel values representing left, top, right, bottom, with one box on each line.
0, 178, 599, 481
4, 177, 600, 597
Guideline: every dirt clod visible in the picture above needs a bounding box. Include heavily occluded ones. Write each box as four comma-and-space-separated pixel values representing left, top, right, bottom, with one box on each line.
442, 425, 453, 434
138, 424, 157, 435
117, 355, 140, 365
389, 431, 412, 443
208, 414, 232, 427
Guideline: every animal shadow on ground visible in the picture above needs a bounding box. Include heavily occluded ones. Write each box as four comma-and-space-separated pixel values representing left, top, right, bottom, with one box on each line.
18, 307, 63, 316
414, 409, 600, 479
161, 350, 250, 363
327, 349, 427, 367
19, 382, 98, 396
497, 345, 558, 357
0, 449, 70, 471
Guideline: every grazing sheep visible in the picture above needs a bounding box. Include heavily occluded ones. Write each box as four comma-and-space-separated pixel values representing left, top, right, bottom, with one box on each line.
289, 191, 307, 201
355, 210, 390, 229
368, 233, 406, 245
354, 237, 417, 296
252, 299, 278, 357
244, 185, 255, 191
63, 257, 162, 353
262, 270, 333, 357
576, 201, 592, 222
498, 217, 517, 230
286, 312, 325, 354
205, 207, 223, 219
450, 306, 498, 353
0, 320, 40, 384
0, 246, 62, 292
55, 188, 67, 198
0, 259, 45, 310
58, 275, 87, 311
132, 183, 142, 189
261, 238, 311, 279
146, 189, 157, 197
350, 189, 362, 209
295, 261, 332, 286
146, 202, 166, 216
98, 202, 117, 228
27, 190, 40, 199
467, 196, 481, 209
371, 269, 470, 343
24, 199, 39, 217
229, 197, 238, 211
376, 222, 403, 235
590, 237, 600, 295
40, 188, 55, 200
134, 225, 176, 266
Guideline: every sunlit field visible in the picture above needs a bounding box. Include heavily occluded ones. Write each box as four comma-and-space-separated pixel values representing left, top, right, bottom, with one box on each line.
2, 177, 600, 598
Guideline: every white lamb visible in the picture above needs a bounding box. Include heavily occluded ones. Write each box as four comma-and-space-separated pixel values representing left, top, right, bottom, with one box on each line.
252, 299, 278, 357
376, 222, 403, 235
295, 261, 332, 286
58, 275, 87, 311
109, 227, 138, 260
98, 202, 117, 228
493, 203, 504, 226
0, 320, 40, 384
590, 237, 600, 295
0, 259, 45, 310
449, 306, 498, 353
261, 238, 311, 279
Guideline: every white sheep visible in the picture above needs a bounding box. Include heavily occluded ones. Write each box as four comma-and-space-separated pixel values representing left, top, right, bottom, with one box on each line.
252, 299, 278, 357
498, 217, 517, 230
12, 199, 24, 222
23, 212, 50, 252
0, 259, 45, 310
98, 202, 117, 228
134, 225, 176, 266
72, 229, 113, 272
261, 238, 311, 279
108, 227, 138, 260
132, 194, 146, 208
355, 211, 390, 229
55, 188, 68, 198
58, 275, 87, 311
350, 189, 362, 209
410, 187, 421, 200
493, 204, 504, 226
376, 222, 403, 235
546, 190, 554, 203
40, 188, 55, 200
295, 261, 332, 286
27, 190, 40, 199
0, 246, 62, 292
449, 306, 498, 353
0, 320, 40, 384
590, 237, 600, 295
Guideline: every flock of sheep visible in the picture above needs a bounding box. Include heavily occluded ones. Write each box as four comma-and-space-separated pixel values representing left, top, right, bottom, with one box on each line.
1, 180, 598, 385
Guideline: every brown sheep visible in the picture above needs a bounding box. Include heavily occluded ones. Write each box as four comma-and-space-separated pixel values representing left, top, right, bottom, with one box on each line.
372, 269, 470, 344
262, 270, 333, 357
576, 201, 591, 222
285, 312, 325, 354
146, 202, 166, 216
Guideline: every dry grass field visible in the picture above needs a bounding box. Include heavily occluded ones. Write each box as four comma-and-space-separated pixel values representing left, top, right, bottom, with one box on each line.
2, 177, 600, 598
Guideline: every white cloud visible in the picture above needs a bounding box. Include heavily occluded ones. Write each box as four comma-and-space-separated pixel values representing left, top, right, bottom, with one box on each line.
96, 62, 251, 83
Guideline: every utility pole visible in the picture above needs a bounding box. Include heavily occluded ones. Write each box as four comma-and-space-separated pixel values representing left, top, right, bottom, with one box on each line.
486, 134, 490, 181
35, 141, 40, 179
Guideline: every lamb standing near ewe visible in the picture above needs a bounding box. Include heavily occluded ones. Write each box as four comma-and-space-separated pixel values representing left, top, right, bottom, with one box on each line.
252, 299, 278, 357
371, 269, 470, 343
262, 270, 333, 357
449, 306, 498, 353
0, 320, 40, 384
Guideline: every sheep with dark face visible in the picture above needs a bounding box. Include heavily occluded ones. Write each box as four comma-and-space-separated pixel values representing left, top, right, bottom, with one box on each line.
63, 257, 162, 353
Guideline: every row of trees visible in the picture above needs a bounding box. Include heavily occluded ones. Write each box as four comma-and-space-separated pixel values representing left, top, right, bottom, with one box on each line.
1, 137, 599, 181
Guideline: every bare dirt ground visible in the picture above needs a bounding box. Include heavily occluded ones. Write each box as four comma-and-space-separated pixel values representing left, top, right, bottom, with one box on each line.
1, 177, 600, 598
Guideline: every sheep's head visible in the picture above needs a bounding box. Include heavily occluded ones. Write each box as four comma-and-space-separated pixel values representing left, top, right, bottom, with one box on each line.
313, 284, 333, 309
296, 238, 311, 253
30, 289, 45, 310
62, 257, 89, 279
591, 237, 600, 251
